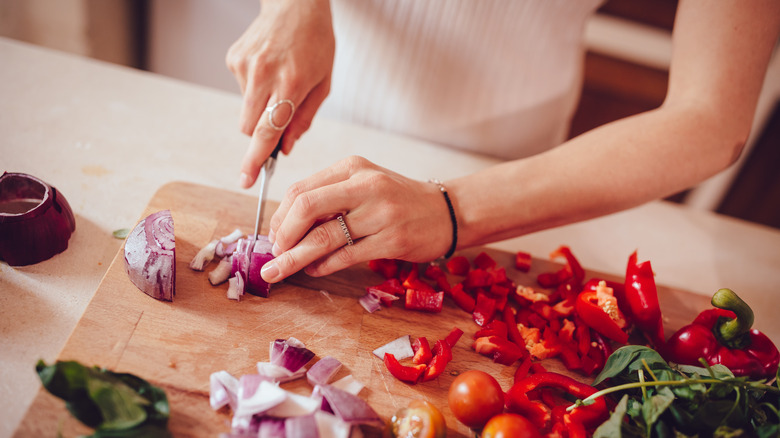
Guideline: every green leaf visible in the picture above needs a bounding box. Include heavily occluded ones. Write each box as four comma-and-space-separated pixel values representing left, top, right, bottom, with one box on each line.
112, 228, 130, 239
593, 346, 670, 386
642, 387, 675, 430
594, 394, 629, 438
86, 375, 148, 430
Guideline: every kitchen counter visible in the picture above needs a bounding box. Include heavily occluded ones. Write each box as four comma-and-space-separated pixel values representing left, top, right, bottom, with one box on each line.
2, 37, 779, 437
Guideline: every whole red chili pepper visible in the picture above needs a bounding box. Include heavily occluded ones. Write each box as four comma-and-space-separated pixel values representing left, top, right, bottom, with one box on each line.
665, 288, 780, 379
624, 251, 665, 347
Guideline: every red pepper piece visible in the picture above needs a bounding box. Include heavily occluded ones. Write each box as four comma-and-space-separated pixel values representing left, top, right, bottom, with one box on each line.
515, 251, 532, 272
666, 288, 780, 379
575, 281, 629, 344
529, 302, 556, 321
384, 353, 426, 383
473, 291, 497, 327
445, 256, 470, 275
489, 283, 511, 298
530, 362, 547, 374
449, 283, 476, 313
575, 323, 591, 357
514, 356, 534, 383
527, 313, 547, 330
550, 245, 585, 285
474, 251, 497, 270
368, 278, 405, 296
558, 319, 576, 344
503, 306, 526, 351
369, 259, 400, 279
421, 340, 453, 381
444, 327, 464, 348
403, 269, 437, 294
551, 297, 576, 318
505, 372, 608, 430
405, 289, 444, 313
435, 275, 451, 293
475, 320, 508, 339
423, 263, 445, 281
489, 266, 509, 285
412, 337, 432, 365
464, 268, 493, 291
536, 271, 563, 289
624, 251, 665, 346
473, 335, 525, 365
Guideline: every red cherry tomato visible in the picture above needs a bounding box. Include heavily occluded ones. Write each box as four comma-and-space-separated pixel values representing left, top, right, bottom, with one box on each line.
447, 370, 504, 429
388, 400, 446, 438
482, 413, 542, 438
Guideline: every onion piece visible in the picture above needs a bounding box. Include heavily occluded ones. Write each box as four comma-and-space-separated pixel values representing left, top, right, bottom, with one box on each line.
265, 391, 321, 417
209, 256, 233, 286
270, 337, 315, 373
256, 362, 307, 383
307, 356, 342, 387
210, 370, 239, 411
221, 228, 244, 244
330, 375, 365, 396
316, 384, 382, 427
234, 379, 286, 417
285, 415, 319, 438
123, 209, 175, 301
372, 335, 414, 360
231, 236, 274, 297
190, 239, 218, 271
256, 418, 286, 438
358, 293, 381, 313
0, 172, 76, 266
314, 412, 352, 438
226, 272, 244, 301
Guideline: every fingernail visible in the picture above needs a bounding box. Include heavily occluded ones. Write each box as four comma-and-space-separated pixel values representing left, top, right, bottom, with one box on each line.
272, 242, 281, 257
261, 261, 280, 282
268, 228, 275, 243
239, 173, 252, 188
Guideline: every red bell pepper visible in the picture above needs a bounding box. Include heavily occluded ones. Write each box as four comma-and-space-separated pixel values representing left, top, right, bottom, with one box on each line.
445, 256, 470, 275
369, 258, 400, 279
384, 353, 426, 383
420, 340, 453, 381
411, 337, 432, 365
449, 283, 476, 313
444, 327, 464, 348
405, 289, 444, 313
505, 372, 608, 430
503, 306, 526, 350
665, 288, 780, 379
474, 251, 497, 270
473, 291, 497, 326
515, 251, 532, 272
473, 335, 525, 366
464, 268, 492, 291
575, 280, 629, 344
624, 251, 664, 346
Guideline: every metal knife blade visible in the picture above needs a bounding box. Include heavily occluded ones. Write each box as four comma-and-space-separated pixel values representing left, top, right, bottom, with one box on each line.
246, 138, 283, 274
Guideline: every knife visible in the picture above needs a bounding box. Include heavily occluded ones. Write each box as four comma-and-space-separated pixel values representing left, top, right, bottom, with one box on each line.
246, 138, 283, 275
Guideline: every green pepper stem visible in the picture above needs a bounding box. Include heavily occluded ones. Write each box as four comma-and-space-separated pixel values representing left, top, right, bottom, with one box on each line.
711, 288, 754, 341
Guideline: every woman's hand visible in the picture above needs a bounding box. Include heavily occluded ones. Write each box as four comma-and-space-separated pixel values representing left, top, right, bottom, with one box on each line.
226, 0, 335, 188
260, 156, 455, 283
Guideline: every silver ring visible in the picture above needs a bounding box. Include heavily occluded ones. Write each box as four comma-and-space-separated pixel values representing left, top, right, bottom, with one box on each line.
265, 99, 295, 130
336, 215, 354, 246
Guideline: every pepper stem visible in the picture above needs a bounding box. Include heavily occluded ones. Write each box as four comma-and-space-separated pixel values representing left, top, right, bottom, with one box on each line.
711, 288, 754, 342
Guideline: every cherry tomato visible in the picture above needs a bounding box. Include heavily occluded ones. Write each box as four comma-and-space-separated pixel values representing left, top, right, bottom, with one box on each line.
482, 413, 542, 438
388, 400, 446, 438
447, 370, 504, 429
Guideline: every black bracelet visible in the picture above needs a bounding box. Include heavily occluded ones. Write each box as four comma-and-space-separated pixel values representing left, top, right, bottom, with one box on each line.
429, 179, 458, 259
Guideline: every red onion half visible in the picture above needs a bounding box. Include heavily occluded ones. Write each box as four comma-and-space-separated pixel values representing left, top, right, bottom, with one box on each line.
124, 210, 176, 301
0, 172, 76, 266
231, 236, 274, 297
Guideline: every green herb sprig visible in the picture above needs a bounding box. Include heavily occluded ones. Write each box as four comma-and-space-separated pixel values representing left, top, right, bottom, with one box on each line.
569, 346, 780, 437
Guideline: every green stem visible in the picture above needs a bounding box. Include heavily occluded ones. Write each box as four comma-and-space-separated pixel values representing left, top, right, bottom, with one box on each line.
711, 288, 754, 341
567, 378, 780, 412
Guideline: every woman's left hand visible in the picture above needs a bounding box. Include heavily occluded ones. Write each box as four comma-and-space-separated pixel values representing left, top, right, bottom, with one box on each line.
260, 156, 454, 283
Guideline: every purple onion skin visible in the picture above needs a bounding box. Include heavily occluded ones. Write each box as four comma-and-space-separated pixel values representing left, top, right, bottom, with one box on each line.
0, 172, 76, 266
124, 210, 175, 301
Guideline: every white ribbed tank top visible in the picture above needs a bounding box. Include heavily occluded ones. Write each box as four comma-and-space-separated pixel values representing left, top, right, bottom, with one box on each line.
319, 0, 603, 160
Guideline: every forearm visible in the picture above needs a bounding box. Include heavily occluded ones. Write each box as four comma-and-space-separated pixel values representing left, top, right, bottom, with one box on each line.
450, 104, 747, 248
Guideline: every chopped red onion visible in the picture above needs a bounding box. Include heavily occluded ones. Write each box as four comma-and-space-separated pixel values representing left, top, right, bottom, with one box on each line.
314, 411, 352, 438
265, 391, 321, 417
285, 415, 319, 438
256, 362, 306, 383
372, 335, 414, 360
330, 375, 365, 396
316, 384, 382, 427
257, 418, 286, 438
226, 272, 244, 301
270, 337, 315, 373
231, 236, 274, 297
234, 379, 286, 417
358, 293, 381, 313
210, 370, 239, 411
124, 210, 175, 301
190, 239, 218, 271
209, 256, 233, 286
307, 356, 343, 387
0, 172, 76, 266
220, 228, 244, 244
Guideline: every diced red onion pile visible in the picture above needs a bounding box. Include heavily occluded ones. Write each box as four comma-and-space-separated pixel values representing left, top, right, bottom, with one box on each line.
0, 172, 76, 266
210, 337, 381, 437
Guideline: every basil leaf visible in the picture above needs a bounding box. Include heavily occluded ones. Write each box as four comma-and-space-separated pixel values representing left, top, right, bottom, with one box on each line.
593, 394, 629, 438
642, 387, 675, 429
593, 346, 668, 385
86, 375, 148, 430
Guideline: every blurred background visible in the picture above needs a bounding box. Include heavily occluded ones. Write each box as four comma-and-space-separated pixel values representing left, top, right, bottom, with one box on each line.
1, 0, 778, 228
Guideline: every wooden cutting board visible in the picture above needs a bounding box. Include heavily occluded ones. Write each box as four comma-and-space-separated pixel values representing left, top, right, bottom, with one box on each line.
14, 181, 712, 437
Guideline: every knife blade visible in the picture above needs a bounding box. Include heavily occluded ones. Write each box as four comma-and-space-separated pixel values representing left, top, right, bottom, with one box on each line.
246, 138, 283, 275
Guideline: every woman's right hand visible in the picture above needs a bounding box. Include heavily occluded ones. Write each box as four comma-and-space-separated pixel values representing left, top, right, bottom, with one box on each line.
226, 0, 335, 189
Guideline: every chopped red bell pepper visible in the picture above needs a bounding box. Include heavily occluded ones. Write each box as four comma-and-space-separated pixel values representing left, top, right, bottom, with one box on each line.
474, 251, 497, 270
449, 283, 476, 313
505, 372, 608, 430
445, 256, 470, 275
411, 337, 432, 365
536, 246, 586, 289
529, 302, 556, 321
473, 335, 525, 365
624, 251, 665, 346
514, 356, 534, 382
464, 268, 493, 291
575, 280, 629, 344
503, 306, 526, 350
369, 258, 400, 279
473, 291, 497, 326
475, 320, 508, 339
384, 353, 426, 383
367, 278, 405, 296
402, 268, 437, 294
405, 289, 444, 313
420, 340, 453, 382
515, 251, 532, 272
666, 288, 780, 379
444, 327, 464, 348
423, 263, 445, 281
